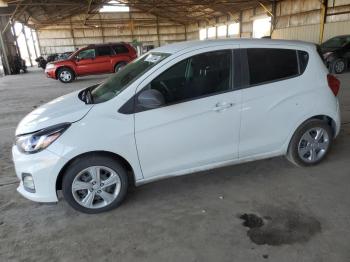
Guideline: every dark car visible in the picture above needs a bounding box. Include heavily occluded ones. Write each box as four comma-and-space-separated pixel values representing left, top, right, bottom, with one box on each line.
320, 35, 350, 74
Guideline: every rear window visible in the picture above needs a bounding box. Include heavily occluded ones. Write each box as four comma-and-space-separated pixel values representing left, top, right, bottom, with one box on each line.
247, 48, 299, 86
112, 44, 129, 54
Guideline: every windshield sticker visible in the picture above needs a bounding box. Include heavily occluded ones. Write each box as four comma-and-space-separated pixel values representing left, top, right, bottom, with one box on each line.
144, 54, 162, 63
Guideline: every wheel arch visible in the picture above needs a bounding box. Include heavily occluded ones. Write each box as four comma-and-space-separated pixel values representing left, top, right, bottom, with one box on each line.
55, 66, 76, 79
114, 61, 128, 69
286, 114, 337, 152
56, 150, 135, 191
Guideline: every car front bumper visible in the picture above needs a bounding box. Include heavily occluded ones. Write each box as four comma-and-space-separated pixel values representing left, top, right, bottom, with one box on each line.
45, 68, 56, 79
12, 145, 65, 203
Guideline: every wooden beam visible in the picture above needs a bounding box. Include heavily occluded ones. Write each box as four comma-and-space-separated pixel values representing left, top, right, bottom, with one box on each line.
69, 17, 76, 49
257, 1, 273, 17
319, 0, 328, 44
239, 10, 242, 38
0, 27, 11, 74
84, 0, 93, 25
29, 28, 38, 58
21, 23, 33, 66
156, 16, 160, 46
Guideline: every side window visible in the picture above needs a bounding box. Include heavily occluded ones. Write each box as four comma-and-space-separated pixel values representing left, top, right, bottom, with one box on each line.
247, 48, 299, 86
298, 50, 309, 74
148, 50, 232, 105
96, 46, 113, 56
76, 49, 95, 59
112, 44, 129, 54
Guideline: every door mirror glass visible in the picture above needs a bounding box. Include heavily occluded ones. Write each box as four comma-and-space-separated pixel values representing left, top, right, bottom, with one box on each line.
138, 89, 165, 109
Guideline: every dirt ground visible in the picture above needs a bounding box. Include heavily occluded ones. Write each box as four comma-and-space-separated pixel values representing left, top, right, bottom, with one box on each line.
0, 69, 349, 262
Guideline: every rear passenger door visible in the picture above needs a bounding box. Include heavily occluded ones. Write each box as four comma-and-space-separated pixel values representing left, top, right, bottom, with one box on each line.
238, 47, 308, 158
112, 44, 133, 62
95, 46, 114, 73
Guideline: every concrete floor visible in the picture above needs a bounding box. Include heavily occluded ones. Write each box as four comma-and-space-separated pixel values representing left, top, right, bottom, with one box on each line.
0, 68, 349, 262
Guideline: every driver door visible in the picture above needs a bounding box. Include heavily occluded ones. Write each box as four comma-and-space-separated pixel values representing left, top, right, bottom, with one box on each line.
134, 48, 242, 179
75, 48, 97, 75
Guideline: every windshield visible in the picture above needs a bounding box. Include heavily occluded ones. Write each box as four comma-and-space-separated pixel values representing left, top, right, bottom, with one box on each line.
90, 52, 170, 104
322, 36, 350, 49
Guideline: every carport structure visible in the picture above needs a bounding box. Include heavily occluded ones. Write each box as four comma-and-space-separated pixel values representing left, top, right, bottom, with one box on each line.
1, 0, 350, 71
2, 0, 278, 56
1, 0, 350, 262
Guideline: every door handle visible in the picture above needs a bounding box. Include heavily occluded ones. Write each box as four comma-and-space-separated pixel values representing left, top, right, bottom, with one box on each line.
213, 102, 234, 112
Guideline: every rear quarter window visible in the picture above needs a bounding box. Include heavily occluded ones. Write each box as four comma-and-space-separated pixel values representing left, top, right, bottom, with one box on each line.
298, 50, 309, 74
112, 45, 129, 54
247, 48, 299, 86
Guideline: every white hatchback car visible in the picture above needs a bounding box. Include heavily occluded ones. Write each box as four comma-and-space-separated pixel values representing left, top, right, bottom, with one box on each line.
13, 39, 341, 213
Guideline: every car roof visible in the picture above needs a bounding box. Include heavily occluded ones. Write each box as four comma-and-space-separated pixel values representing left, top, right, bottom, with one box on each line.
153, 39, 316, 54
327, 34, 350, 38
86, 42, 127, 48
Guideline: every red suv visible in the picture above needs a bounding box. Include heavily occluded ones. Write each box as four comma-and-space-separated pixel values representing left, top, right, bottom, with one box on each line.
45, 43, 137, 83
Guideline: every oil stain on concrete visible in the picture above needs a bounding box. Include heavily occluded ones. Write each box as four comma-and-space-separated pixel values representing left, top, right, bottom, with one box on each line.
239, 206, 321, 246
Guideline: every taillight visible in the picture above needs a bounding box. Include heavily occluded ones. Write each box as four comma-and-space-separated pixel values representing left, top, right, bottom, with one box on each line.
327, 74, 340, 96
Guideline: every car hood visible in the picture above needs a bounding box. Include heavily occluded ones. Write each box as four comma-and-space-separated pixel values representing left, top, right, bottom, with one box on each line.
16, 90, 93, 136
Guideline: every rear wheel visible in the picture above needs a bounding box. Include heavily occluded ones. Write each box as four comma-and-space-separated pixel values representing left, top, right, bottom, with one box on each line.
62, 155, 128, 213
114, 62, 127, 73
57, 67, 75, 83
287, 119, 333, 166
331, 59, 346, 74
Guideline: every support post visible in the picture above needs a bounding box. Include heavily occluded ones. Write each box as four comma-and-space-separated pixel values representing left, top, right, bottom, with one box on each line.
70, 17, 76, 49
239, 11, 243, 38
98, 13, 105, 43
156, 16, 160, 47
21, 23, 33, 67
184, 24, 187, 41
226, 20, 229, 38
11, 21, 21, 58
0, 29, 10, 74
29, 29, 38, 58
319, 0, 328, 44
270, 0, 277, 37
129, 11, 134, 41
35, 30, 42, 56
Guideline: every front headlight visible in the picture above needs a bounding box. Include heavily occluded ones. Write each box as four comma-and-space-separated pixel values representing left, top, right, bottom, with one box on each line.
16, 123, 70, 154
45, 63, 55, 70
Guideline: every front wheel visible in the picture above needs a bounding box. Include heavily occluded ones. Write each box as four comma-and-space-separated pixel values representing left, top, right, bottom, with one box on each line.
287, 119, 333, 167
57, 67, 75, 83
62, 155, 128, 213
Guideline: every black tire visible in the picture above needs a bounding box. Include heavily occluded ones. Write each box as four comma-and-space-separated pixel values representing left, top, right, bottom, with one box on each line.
331, 59, 346, 74
57, 67, 75, 83
114, 62, 127, 73
62, 155, 129, 214
286, 119, 333, 167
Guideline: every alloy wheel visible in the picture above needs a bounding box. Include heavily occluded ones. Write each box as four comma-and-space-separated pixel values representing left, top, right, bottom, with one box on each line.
71, 166, 121, 209
335, 61, 345, 73
297, 127, 330, 163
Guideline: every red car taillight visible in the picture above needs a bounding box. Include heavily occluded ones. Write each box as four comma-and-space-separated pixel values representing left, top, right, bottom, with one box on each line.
327, 74, 340, 96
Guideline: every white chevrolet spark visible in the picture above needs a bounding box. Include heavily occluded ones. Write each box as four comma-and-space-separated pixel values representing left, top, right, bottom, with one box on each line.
13, 39, 341, 213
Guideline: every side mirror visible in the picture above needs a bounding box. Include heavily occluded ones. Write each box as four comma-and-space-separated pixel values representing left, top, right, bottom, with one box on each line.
137, 89, 165, 109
